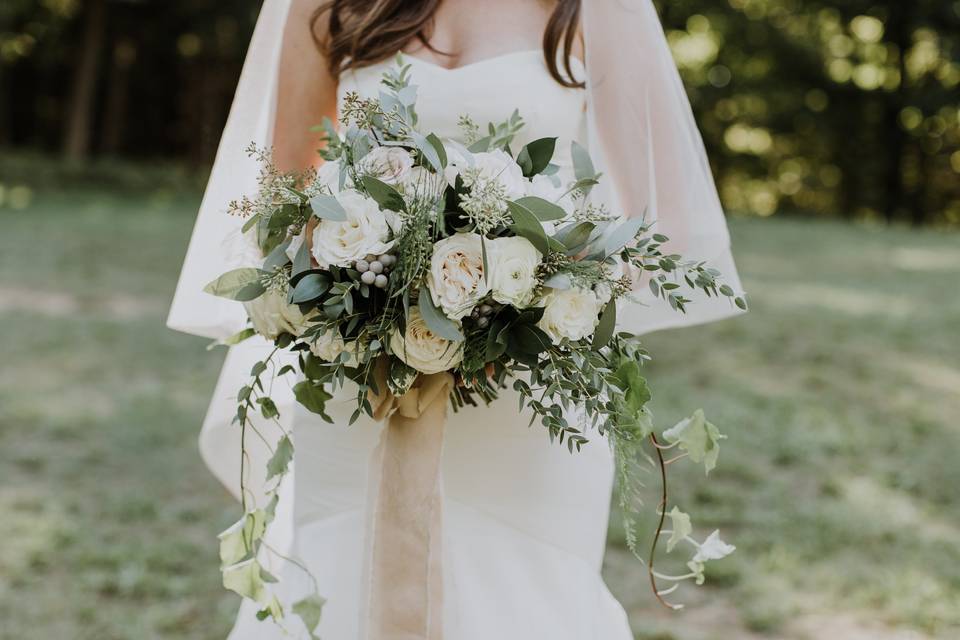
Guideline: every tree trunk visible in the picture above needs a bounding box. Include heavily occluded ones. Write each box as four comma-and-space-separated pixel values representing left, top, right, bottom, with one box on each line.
63, 0, 107, 161
882, 2, 911, 224
101, 39, 136, 155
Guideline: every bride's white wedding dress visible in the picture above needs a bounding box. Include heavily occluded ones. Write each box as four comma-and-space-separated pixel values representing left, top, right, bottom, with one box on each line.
224, 52, 634, 640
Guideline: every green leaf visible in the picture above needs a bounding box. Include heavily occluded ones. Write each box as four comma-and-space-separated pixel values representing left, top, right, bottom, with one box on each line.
263, 239, 291, 272
309, 194, 346, 221
666, 507, 693, 553
410, 131, 445, 172
292, 594, 326, 633
266, 435, 294, 480
506, 201, 551, 255
207, 327, 257, 351
426, 132, 448, 168
204, 268, 266, 301
267, 203, 299, 230
467, 136, 493, 153
292, 237, 312, 276
662, 409, 726, 474
571, 140, 596, 181
291, 273, 330, 303
601, 216, 647, 258
361, 175, 406, 212
222, 559, 267, 603
241, 213, 261, 234
555, 221, 595, 254
591, 301, 617, 348
516, 137, 557, 177
417, 287, 464, 342
258, 397, 279, 419
514, 196, 567, 221
217, 511, 265, 567
293, 381, 333, 420
614, 360, 652, 418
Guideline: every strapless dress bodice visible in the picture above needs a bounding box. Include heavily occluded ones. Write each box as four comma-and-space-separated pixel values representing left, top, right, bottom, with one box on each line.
337, 50, 587, 174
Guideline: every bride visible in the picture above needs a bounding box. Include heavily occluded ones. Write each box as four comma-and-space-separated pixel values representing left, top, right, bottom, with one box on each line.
168, 0, 743, 638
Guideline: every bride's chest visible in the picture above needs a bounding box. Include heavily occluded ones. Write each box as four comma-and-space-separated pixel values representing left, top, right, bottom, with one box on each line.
337, 52, 587, 154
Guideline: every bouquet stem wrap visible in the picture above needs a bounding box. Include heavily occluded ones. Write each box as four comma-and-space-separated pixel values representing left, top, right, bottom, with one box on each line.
362, 364, 454, 640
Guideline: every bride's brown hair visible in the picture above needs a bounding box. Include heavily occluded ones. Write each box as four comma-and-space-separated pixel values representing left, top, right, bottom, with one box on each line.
311, 0, 583, 88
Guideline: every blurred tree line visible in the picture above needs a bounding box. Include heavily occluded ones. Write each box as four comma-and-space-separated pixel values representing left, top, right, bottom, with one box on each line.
2, 0, 959, 225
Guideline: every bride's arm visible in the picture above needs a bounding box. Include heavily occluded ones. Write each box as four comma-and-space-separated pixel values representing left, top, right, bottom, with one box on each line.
274, 0, 338, 172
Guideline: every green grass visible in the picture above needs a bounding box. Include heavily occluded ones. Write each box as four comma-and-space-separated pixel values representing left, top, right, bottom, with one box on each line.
1, 167, 959, 639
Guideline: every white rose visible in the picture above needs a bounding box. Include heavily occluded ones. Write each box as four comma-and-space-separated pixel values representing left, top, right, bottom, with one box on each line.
309, 329, 359, 366
537, 287, 603, 344
470, 149, 527, 199
311, 189, 394, 267
357, 147, 414, 185
244, 287, 314, 340
487, 236, 542, 308
389, 307, 463, 375
427, 233, 490, 320
442, 140, 472, 187
400, 165, 447, 205
317, 160, 351, 192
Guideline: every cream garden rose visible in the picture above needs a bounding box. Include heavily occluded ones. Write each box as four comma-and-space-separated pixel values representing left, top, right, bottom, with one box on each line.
243, 287, 314, 340
487, 236, 542, 308
389, 307, 463, 375
537, 287, 604, 344
357, 147, 414, 185
311, 189, 395, 268
309, 329, 359, 366
469, 149, 528, 199
427, 232, 489, 320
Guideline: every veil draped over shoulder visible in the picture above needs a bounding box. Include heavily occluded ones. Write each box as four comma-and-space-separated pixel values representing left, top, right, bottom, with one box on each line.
166, 0, 744, 532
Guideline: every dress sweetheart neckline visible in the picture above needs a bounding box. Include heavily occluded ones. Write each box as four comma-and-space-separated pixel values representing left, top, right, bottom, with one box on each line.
394, 49, 585, 75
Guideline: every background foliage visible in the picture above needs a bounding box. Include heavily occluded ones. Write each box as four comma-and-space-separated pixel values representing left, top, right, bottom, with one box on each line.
2, 0, 960, 224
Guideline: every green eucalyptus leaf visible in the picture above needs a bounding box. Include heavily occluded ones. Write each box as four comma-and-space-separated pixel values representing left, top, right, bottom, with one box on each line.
361, 175, 406, 212
506, 201, 550, 255
291, 273, 330, 304
417, 287, 464, 342
514, 196, 567, 221
516, 137, 557, 177
309, 194, 347, 221
410, 130, 445, 172
207, 327, 257, 351
204, 268, 266, 302
591, 301, 617, 348
602, 216, 647, 258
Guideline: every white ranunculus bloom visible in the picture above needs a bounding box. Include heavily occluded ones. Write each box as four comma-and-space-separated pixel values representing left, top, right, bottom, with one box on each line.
357, 147, 414, 185
311, 189, 395, 268
427, 233, 490, 320
470, 149, 527, 199
244, 287, 314, 340
487, 236, 542, 308
309, 329, 359, 366
316, 160, 350, 192
389, 307, 463, 375
537, 287, 603, 344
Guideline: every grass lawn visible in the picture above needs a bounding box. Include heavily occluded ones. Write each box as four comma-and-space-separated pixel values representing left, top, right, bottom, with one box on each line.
1, 165, 958, 639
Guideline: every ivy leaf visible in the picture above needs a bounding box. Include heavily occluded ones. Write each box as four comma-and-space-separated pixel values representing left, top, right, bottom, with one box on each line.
293, 381, 333, 421
516, 137, 557, 177
361, 175, 406, 212
614, 360, 652, 418
292, 594, 326, 633
417, 287, 464, 342
666, 507, 692, 553
309, 194, 347, 221
662, 409, 726, 474
222, 558, 267, 603
266, 435, 294, 480
204, 268, 266, 301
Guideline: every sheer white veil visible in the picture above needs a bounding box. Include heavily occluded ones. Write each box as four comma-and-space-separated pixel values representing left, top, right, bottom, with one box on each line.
167, 0, 744, 504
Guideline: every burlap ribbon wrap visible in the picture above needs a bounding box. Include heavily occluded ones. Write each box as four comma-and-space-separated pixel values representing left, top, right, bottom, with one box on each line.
360, 364, 454, 640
